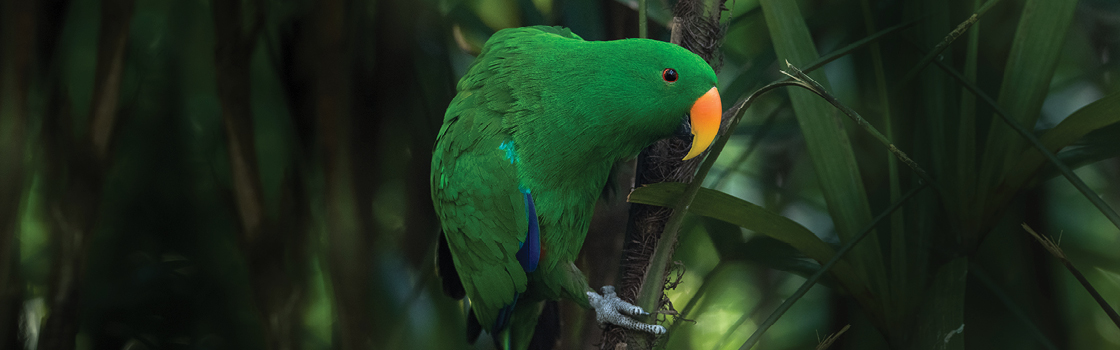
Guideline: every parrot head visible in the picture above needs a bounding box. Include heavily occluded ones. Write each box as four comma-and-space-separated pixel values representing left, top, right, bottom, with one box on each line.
475, 28, 723, 165
559, 38, 722, 161
640, 43, 722, 160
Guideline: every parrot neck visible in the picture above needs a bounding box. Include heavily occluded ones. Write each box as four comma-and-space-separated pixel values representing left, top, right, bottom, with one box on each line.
510, 106, 667, 200
512, 127, 652, 217
516, 137, 619, 192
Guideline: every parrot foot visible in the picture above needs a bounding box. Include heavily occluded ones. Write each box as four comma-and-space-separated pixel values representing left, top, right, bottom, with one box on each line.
587, 286, 666, 335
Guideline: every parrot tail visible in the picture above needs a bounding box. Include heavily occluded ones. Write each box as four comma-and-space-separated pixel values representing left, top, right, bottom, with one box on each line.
470, 300, 561, 350
527, 301, 560, 349
436, 231, 466, 299
493, 293, 521, 331
499, 300, 561, 350
466, 305, 483, 343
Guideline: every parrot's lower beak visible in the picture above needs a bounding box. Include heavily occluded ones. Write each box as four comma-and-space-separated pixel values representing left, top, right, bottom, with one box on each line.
683, 87, 722, 160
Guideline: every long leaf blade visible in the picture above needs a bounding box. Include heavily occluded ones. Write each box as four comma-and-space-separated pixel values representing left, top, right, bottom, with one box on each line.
977, 0, 1078, 206
628, 182, 868, 299
1004, 91, 1120, 188
759, 0, 883, 297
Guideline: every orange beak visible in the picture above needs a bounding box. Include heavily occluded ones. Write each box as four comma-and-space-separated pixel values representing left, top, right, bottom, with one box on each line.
683, 87, 722, 160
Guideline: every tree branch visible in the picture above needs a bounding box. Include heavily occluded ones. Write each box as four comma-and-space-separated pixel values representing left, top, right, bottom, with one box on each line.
604, 0, 727, 348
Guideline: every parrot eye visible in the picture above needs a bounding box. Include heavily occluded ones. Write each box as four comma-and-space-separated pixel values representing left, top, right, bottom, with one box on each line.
662, 68, 678, 83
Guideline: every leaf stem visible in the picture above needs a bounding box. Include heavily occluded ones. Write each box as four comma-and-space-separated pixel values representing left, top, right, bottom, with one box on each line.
1022, 224, 1120, 331
898, 0, 1002, 86
639, 0, 648, 38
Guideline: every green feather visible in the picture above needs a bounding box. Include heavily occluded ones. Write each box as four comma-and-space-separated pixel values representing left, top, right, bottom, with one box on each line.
431, 26, 717, 346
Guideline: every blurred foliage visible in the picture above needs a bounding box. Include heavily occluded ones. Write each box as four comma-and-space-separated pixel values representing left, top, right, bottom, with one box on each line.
1, 0, 1119, 349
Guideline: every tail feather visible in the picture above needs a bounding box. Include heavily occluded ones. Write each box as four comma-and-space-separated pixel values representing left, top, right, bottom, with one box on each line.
466, 305, 483, 343
493, 293, 521, 331
436, 231, 466, 299
527, 301, 560, 350
508, 300, 546, 350
470, 299, 561, 350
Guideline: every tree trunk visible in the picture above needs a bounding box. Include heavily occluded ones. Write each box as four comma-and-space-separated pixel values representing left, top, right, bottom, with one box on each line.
603, 1, 726, 348
0, 0, 36, 346
212, 1, 309, 349
37, 0, 132, 348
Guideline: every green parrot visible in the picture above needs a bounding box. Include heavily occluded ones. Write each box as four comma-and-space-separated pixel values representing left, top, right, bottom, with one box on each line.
431, 26, 721, 348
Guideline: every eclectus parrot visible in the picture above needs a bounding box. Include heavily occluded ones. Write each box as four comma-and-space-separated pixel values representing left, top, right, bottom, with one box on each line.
431, 26, 721, 348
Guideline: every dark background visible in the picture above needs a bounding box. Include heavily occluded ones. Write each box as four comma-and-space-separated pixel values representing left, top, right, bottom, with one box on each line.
1, 0, 1119, 349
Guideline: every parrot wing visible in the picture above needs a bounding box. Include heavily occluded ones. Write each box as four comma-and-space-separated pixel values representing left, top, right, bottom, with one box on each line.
431, 93, 537, 332
432, 25, 584, 332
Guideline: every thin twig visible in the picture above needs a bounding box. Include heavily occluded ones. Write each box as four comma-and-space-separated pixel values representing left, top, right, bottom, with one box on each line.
1022, 223, 1120, 331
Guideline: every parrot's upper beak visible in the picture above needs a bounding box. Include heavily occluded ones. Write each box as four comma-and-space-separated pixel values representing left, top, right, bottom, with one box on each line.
683, 87, 722, 160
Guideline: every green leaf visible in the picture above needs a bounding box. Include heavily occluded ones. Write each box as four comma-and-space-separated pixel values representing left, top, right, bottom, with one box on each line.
977, 0, 1078, 203
1036, 123, 1120, 181
759, 0, 884, 296
743, 236, 835, 285
955, 0, 981, 219
1003, 91, 1120, 188
701, 217, 829, 284
628, 182, 864, 295
933, 55, 1120, 241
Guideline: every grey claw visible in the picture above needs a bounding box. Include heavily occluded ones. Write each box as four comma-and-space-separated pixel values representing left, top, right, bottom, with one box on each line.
587, 285, 667, 335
